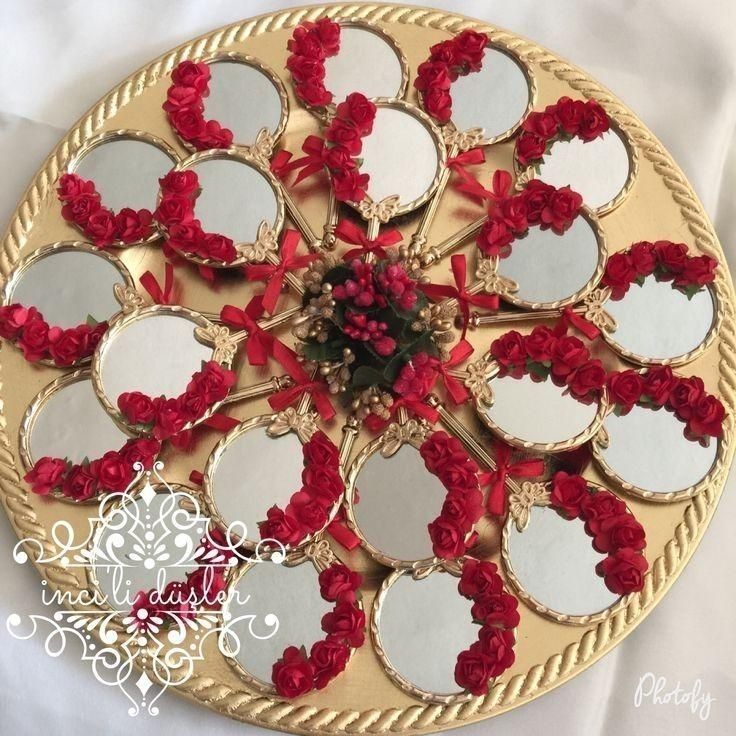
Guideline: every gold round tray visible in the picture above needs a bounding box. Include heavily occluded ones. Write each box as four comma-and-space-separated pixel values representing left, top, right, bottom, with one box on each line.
1, 4, 733, 734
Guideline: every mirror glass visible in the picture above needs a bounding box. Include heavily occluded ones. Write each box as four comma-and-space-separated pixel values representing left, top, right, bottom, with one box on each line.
506, 505, 619, 616
75, 138, 173, 212
450, 48, 530, 139
205, 60, 284, 144
353, 445, 446, 561
324, 26, 404, 102
599, 405, 717, 493
605, 277, 715, 360
28, 376, 128, 465
11, 249, 125, 328
210, 429, 306, 541
536, 129, 631, 210
226, 560, 332, 684
485, 374, 598, 445
377, 571, 477, 695
188, 158, 279, 244
99, 313, 211, 401
498, 216, 600, 304
360, 106, 440, 207
92, 491, 204, 612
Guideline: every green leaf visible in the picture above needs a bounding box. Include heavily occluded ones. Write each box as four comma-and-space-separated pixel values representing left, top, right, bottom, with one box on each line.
352, 365, 390, 389
86, 314, 100, 326
526, 360, 550, 380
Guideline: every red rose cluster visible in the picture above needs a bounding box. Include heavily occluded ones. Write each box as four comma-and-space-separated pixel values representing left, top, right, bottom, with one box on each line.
515, 96, 610, 167
164, 61, 234, 150
476, 174, 583, 258
491, 326, 606, 403
24, 438, 160, 502
286, 18, 341, 107
414, 30, 488, 123
0, 303, 107, 367
271, 562, 364, 697
57, 173, 154, 247
548, 472, 648, 595
322, 93, 376, 202
117, 360, 236, 440
602, 240, 717, 301
454, 559, 518, 696
258, 430, 344, 547
420, 431, 484, 559
607, 367, 726, 442
154, 168, 240, 264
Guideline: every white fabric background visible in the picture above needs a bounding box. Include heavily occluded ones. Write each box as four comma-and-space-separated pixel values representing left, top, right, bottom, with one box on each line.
1, 1, 734, 734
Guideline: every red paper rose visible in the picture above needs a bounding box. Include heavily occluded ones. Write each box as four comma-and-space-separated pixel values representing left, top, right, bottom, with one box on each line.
476, 627, 516, 675
321, 601, 365, 647
437, 458, 480, 496
419, 431, 467, 474
677, 254, 717, 288
24, 456, 66, 495
642, 366, 675, 406
550, 334, 588, 380
189, 361, 236, 403
296, 80, 332, 107
688, 394, 726, 439
259, 505, 304, 546
471, 592, 520, 629
441, 488, 484, 529
302, 465, 344, 504
119, 439, 160, 470
309, 638, 350, 690
272, 646, 315, 698
318, 564, 362, 603
523, 110, 558, 139
303, 431, 340, 467
48, 327, 87, 367
453, 30, 488, 70
332, 168, 369, 203
287, 491, 329, 533
159, 169, 199, 196
171, 61, 211, 92
415, 60, 453, 92
549, 471, 588, 519
630, 241, 657, 276
458, 558, 503, 600
335, 93, 376, 136
454, 648, 494, 696
515, 132, 547, 166
579, 490, 626, 535
553, 96, 585, 135
490, 330, 526, 378
428, 516, 467, 559
90, 450, 134, 492
667, 375, 705, 421
524, 325, 558, 363
423, 86, 453, 122
592, 513, 646, 554
578, 100, 610, 141
118, 391, 157, 425
85, 208, 117, 247
596, 547, 648, 595
0, 304, 36, 339
18, 317, 50, 362
476, 217, 514, 257
60, 191, 101, 226
522, 179, 555, 224
607, 370, 645, 413
567, 359, 606, 401
168, 108, 206, 143
602, 252, 638, 300
62, 465, 98, 502
538, 186, 582, 234
186, 566, 226, 608
654, 240, 689, 276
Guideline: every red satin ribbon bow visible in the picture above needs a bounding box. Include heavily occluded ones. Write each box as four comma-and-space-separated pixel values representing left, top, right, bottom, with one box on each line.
219, 298, 302, 376
364, 397, 439, 433
270, 150, 294, 182
419, 254, 499, 335
481, 443, 545, 516
561, 305, 600, 340
455, 168, 513, 207
326, 508, 362, 550
285, 135, 326, 185
431, 339, 474, 404
335, 219, 403, 261
140, 263, 177, 305
446, 147, 486, 178
268, 370, 336, 422
243, 230, 316, 314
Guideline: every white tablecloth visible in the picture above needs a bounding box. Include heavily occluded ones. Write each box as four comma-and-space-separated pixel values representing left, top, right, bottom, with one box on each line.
1, 1, 734, 734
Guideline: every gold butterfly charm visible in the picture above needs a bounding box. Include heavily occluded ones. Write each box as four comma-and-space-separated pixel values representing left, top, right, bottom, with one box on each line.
508, 481, 550, 532
358, 195, 401, 223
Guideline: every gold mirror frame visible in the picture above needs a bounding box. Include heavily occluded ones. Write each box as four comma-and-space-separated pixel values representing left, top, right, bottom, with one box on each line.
201, 409, 345, 553
0, 240, 135, 367
168, 148, 287, 268
221, 541, 364, 696
514, 117, 640, 218
90, 303, 236, 435
65, 129, 180, 247
500, 480, 634, 626
1, 5, 734, 735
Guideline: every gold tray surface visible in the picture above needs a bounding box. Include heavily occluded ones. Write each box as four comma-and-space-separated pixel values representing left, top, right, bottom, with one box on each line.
1, 3, 734, 734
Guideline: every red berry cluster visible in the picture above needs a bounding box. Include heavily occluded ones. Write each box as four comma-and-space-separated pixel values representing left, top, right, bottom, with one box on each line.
164, 61, 234, 150
491, 325, 606, 404
420, 431, 484, 559
286, 18, 341, 107
468, 171, 583, 259
24, 438, 160, 502
322, 93, 376, 203
515, 96, 611, 167
154, 169, 239, 264
271, 562, 364, 697
392, 352, 436, 401
258, 431, 344, 547
549, 472, 648, 595
454, 559, 518, 696
117, 360, 236, 440
414, 30, 489, 123
607, 367, 726, 442
57, 173, 154, 248
0, 303, 107, 367
602, 240, 718, 301
343, 311, 394, 357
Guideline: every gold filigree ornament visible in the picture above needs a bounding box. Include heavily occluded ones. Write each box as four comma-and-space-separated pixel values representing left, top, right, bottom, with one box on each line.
507, 481, 550, 532
475, 257, 518, 298
1, 4, 735, 734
